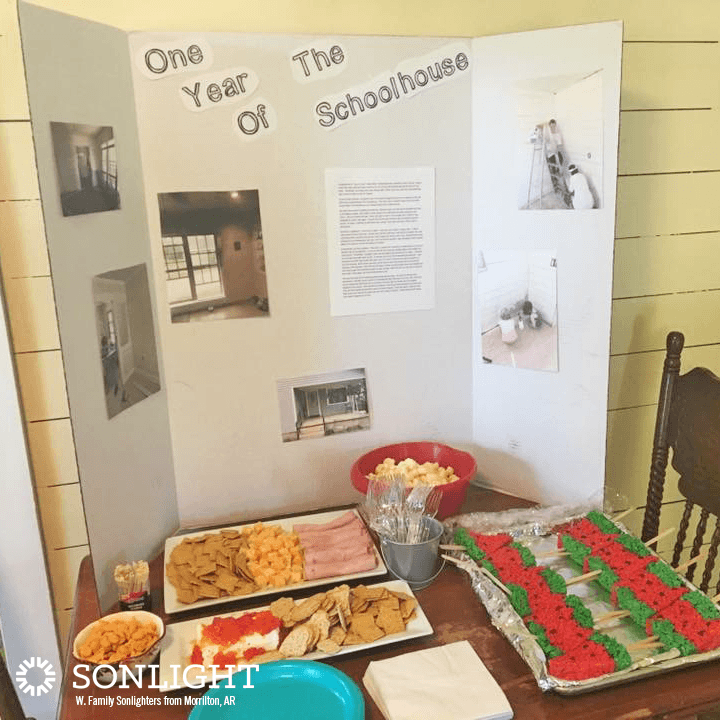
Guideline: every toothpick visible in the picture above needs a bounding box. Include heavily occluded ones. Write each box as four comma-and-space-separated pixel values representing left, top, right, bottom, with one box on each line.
627, 636, 660, 651
565, 569, 601, 587
439, 544, 466, 551
594, 609, 630, 624
676, 549, 708, 573
643, 527, 676, 548
628, 642, 664, 653
611, 508, 635, 522
536, 549, 569, 559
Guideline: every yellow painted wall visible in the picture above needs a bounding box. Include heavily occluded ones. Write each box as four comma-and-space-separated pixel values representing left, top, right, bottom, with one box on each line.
1, 0, 718, 652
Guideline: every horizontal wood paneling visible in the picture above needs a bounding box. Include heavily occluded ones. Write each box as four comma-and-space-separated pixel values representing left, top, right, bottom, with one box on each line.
616, 172, 720, 238
609, 343, 720, 410
610, 290, 720, 354
26, 419, 80, 488
0, 123, 39, 199
606, 404, 683, 508
613, 232, 720, 299
620, 42, 719, 111
4, 276, 60, 352
618, 109, 720, 175
46, 545, 88, 610
36, 484, 88, 549
0, 200, 50, 278
21, 0, 720, 40
15, 350, 70, 421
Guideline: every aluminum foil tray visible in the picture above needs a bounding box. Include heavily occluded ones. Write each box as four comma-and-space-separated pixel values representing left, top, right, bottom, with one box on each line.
443, 504, 720, 695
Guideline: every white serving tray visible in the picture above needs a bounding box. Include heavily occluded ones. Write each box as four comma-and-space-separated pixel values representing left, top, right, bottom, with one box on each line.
163, 508, 386, 614
158, 579, 432, 692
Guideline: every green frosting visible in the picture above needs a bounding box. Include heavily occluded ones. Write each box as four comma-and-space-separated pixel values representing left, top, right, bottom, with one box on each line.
454, 528, 487, 564
481, 557, 500, 579
510, 541, 537, 567
683, 590, 720, 619
587, 555, 619, 592
561, 535, 592, 568
565, 594, 594, 628
541, 566, 567, 595
615, 533, 652, 557
527, 620, 562, 659
615, 586, 655, 628
586, 510, 621, 535
590, 632, 632, 670
647, 560, 685, 588
651, 619, 697, 656
507, 583, 531, 617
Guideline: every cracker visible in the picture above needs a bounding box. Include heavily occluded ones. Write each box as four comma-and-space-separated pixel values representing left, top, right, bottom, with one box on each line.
290, 594, 325, 622
279, 625, 312, 657
270, 597, 295, 621
350, 613, 385, 643
376, 607, 406, 636
317, 639, 341, 654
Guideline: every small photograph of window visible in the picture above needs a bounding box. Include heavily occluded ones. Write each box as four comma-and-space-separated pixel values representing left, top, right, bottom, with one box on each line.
50, 122, 121, 217
157, 191, 269, 323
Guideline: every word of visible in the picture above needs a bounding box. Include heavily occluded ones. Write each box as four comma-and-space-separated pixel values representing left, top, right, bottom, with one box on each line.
179, 66, 259, 112
316, 47, 469, 128
137, 40, 213, 80
291, 42, 346, 83
233, 99, 277, 141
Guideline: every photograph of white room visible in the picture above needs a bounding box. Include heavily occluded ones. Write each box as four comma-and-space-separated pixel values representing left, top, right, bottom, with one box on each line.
478, 250, 558, 372
277, 369, 370, 442
92, 264, 161, 419
516, 71, 603, 210
157, 190, 269, 323
49, 122, 120, 217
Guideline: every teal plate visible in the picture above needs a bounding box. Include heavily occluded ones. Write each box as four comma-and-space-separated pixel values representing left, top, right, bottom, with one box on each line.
188, 661, 364, 720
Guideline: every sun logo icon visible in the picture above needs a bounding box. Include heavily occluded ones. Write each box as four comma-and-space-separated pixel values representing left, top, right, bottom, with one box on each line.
15, 657, 56, 696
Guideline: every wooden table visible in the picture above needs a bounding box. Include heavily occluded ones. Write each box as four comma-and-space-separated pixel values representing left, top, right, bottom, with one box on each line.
60, 487, 720, 719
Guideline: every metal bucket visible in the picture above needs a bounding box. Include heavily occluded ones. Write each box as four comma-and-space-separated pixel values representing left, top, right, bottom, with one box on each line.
379, 517, 445, 590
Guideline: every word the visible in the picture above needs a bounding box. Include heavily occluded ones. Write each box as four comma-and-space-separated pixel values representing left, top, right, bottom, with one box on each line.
179, 66, 259, 112
316, 49, 469, 128
292, 44, 344, 78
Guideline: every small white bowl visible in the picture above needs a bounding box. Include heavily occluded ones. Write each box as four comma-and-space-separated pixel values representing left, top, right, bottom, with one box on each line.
73, 610, 165, 683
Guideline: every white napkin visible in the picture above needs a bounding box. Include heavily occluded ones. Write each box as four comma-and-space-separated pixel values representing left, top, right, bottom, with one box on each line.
363, 641, 513, 720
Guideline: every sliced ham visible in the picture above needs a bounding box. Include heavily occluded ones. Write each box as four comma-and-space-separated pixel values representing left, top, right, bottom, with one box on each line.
298, 525, 368, 549
304, 544, 372, 566
293, 510, 358, 534
303, 551, 378, 580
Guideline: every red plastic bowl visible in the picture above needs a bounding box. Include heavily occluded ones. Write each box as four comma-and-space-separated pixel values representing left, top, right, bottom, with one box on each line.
351, 442, 477, 520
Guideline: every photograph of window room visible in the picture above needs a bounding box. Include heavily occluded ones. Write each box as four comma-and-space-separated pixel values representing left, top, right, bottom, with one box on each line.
278, 369, 370, 442
518, 71, 602, 210
50, 122, 119, 217
157, 190, 269, 323
479, 251, 558, 372
92, 264, 161, 419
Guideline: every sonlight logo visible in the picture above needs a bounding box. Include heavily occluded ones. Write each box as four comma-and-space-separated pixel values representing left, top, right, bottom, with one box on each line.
15, 657, 57, 696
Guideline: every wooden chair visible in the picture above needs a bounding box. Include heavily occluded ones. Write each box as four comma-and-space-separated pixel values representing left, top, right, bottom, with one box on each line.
641, 331, 720, 594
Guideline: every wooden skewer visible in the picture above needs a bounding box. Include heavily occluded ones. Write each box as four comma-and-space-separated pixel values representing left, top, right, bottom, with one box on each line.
442, 553, 464, 567
536, 549, 568, 559
643, 527, 675, 548
626, 636, 660, 651
676, 549, 708, 573
628, 642, 664, 653
441, 553, 512, 596
712, 592, 720, 604
439, 544, 466, 551
611, 508, 636, 522
565, 569, 601, 587
594, 609, 630, 624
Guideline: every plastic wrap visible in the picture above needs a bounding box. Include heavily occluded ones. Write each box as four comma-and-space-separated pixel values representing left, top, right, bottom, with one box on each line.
443, 504, 720, 695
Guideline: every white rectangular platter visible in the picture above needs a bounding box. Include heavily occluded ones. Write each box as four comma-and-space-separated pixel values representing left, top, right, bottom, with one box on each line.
158, 579, 433, 692
163, 508, 386, 614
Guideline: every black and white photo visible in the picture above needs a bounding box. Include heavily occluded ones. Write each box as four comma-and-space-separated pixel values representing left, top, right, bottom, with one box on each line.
516, 71, 603, 210
478, 250, 558, 372
93, 264, 161, 419
158, 190, 269, 323
50, 122, 120, 216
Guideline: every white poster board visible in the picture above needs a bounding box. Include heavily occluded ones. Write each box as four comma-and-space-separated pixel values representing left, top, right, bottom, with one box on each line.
19, 2, 621, 609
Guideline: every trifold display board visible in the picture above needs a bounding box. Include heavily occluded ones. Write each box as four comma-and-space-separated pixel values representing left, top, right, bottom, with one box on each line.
19, 1, 622, 611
